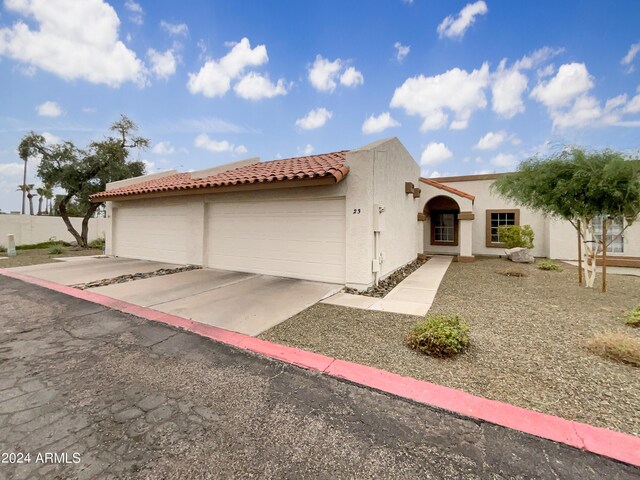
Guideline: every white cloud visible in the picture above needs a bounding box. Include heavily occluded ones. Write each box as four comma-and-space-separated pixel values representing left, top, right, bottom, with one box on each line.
530, 63, 594, 109
42, 132, 61, 144
0, 0, 146, 87
420, 142, 453, 166
621, 42, 640, 73
308, 55, 342, 92
490, 153, 517, 168
194, 134, 247, 155
308, 55, 363, 92
394, 42, 410, 63
233, 72, 287, 100
361, 112, 400, 134
492, 47, 564, 119
624, 92, 640, 114
0, 162, 24, 176
160, 21, 188, 37
36, 101, 62, 117
152, 141, 175, 155
295, 108, 333, 130
437, 1, 488, 39
529, 62, 637, 129
124, 0, 144, 25
390, 63, 489, 131
340, 66, 364, 87
187, 38, 269, 98
299, 144, 314, 156
474, 131, 507, 150
148, 49, 177, 79
491, 62, 528, 118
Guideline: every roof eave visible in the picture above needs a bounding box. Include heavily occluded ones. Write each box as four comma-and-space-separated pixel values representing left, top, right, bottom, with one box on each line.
90, 168, 349, 203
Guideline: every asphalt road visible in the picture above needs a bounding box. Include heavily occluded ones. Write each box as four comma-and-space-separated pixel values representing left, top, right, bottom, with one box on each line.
0, 275, 638, 479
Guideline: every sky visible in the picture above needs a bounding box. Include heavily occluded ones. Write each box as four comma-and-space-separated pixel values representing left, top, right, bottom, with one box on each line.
1, 0, 640, 212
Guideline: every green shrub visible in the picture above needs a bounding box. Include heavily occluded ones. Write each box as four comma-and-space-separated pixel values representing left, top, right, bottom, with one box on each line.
17, 240, 70, 250
0, 245, 6, 253
497, 225, 535, 249
48, 245, 65, 255
537, 259, 562, 271
89, 237, 105, 249
625, 307, 640, 328
406, 313, 470, 357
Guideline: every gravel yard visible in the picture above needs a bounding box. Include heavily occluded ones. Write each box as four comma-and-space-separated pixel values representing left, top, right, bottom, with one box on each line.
0, 247, 103, 268
260, 258, 640, 436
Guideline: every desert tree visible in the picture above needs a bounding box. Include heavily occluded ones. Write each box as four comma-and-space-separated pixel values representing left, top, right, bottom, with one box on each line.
17, 115, 148, 247
492, 148, 640, 290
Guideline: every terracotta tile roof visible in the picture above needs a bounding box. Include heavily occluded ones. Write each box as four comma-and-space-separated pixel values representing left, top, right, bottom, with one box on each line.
91, 151, 350, 200
419, 177, 475, 201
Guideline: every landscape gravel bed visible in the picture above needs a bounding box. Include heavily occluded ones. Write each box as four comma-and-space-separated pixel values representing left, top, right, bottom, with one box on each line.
0, 247, 103, 268
72, 265, 202, 289
260, 258, 640, 436
344, 257, 428, 298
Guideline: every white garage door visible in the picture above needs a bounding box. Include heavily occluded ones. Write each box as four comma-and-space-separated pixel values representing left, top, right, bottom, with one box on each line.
113, 203, 190, 264
206, 198, 346, 284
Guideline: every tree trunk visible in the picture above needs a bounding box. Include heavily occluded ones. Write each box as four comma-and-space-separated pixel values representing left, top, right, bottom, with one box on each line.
577, 220, 582, 286
580, 219, 598, 288
27, 193, 35, 216
601, 219, 607, 293
57, 194, 85, 247
21, 161, 27, 215
37, 196, 43, 216
81, 203, 100, 247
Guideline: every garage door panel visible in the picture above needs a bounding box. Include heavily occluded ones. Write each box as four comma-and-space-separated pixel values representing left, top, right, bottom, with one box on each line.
114, 204, 190, 264
206, 198, 346, 284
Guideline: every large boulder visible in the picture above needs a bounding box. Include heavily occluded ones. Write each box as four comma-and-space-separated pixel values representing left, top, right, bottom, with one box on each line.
504, 247, 534, 264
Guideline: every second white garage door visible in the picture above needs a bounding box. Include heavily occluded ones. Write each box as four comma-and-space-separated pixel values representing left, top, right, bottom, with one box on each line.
205, 197, 346, 284
113, 202, 190, 264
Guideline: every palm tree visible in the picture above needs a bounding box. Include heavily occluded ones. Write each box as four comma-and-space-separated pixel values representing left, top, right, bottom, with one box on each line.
20, 158, 27, 215
43, 184, 54, 215
17, 184, 37, 216
36, 186, 45, 215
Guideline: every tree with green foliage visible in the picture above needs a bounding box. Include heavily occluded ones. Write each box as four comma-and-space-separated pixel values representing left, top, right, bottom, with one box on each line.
492, 148, 640, 290
17, 115, 148, 247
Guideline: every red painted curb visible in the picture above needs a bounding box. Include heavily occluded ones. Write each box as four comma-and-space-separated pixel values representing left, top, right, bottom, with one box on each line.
1, 268, 639, 468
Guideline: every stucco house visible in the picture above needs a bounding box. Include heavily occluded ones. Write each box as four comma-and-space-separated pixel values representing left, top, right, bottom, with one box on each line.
91, 137, 640, 290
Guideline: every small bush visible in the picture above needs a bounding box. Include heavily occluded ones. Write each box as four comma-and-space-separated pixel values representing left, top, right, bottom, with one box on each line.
406, 313, 470, 357
48, 245, 65, 255
586, 333, 640, 367
0, 245, 6, 253
499, 267, 529, 277
537, 259, 562, 271
625, 307, 640, 328
497, 225, 535, 249
17, 240, 70, 250
89, 237, 105, 249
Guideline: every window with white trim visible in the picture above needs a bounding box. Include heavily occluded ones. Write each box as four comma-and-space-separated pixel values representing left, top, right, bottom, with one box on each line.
592, 217, 624, 253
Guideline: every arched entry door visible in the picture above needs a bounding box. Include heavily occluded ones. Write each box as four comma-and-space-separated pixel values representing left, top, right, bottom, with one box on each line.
424, 195, 460, 253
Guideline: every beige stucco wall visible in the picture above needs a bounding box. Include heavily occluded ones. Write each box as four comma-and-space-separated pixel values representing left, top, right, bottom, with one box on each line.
438, 179, 549, 257
548, 216, 640, 260
0, 215, 107, 247
105, 137, 423, 289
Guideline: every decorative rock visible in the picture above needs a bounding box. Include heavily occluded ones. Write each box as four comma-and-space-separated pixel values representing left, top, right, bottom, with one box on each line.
113, 407, 144, 423
137, 394, 166, 412
504, 247, 534, 264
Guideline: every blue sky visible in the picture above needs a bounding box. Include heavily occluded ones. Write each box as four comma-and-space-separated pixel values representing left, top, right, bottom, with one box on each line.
1, 0, 639, 212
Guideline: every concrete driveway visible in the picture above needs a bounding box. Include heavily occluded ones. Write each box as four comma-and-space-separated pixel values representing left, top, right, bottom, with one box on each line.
9, 258, 340, 336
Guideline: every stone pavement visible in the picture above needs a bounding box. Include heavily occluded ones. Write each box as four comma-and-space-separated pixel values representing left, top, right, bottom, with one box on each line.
322, 255, 453, 315
0, 275, 638, 479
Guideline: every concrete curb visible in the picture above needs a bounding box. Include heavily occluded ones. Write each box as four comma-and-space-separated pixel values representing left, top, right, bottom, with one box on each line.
1, 268, 639, 468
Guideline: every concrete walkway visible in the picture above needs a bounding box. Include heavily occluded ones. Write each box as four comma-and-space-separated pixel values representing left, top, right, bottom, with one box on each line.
322, 255, 453, 316
563, 261, 640, 277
